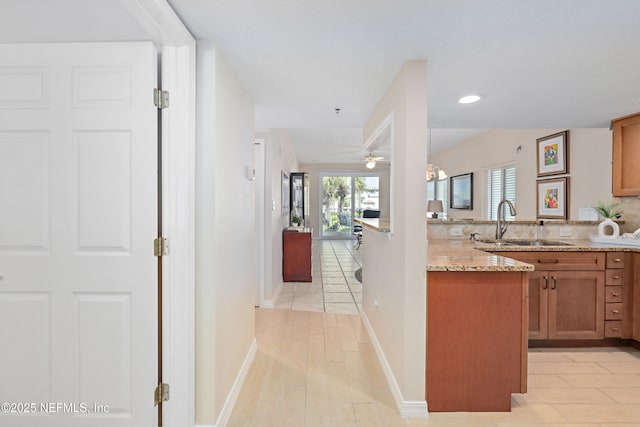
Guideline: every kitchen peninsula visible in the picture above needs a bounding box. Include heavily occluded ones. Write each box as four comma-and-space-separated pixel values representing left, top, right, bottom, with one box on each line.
427, 237, 640, 412
426, 240, 533, 412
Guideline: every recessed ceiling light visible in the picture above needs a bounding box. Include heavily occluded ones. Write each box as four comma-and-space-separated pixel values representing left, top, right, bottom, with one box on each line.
458, 95, 481, 104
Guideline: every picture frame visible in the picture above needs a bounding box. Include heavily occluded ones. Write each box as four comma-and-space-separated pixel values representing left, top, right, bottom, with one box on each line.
281, 171, 289, 217
537, 130, 569, 177
537, 177, 569, 219
449, 172, 473, 210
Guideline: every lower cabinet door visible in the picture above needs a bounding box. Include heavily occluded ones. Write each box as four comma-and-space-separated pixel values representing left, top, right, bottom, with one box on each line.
528, 271, 549, 340
547, 271, 605, 340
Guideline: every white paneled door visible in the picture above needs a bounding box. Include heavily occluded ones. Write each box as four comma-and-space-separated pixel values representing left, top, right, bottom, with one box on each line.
0, 43, 158, 426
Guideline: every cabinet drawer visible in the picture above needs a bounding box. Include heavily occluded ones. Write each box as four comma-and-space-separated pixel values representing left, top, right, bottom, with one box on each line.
496, 252, 605, 271
606, 252, 625, 269
605, 286, 623, 302
605, 303, 623, 320
605, 269, 623, 286
605, 321, 623, 338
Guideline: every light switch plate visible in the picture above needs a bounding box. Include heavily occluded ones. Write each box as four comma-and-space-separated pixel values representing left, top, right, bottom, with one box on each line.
560, 228, 572, 237
450, 227, 463, 237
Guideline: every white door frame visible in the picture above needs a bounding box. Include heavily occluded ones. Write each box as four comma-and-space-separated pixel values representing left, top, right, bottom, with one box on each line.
123, 1, 196, 426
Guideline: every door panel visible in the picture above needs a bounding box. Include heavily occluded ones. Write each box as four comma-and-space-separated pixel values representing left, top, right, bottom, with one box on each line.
527, 271, 548, 340
548, 271, 605, 340
0, 43, 157, 426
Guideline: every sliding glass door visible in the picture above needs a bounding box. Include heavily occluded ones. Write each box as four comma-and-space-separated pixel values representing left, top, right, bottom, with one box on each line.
320, 172, 380, 239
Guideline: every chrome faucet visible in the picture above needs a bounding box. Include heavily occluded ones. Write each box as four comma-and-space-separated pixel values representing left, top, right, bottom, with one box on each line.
496, 199, 516, 240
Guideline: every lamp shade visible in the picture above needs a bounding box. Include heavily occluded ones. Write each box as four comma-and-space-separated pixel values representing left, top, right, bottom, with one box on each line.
427, 200, 443, 213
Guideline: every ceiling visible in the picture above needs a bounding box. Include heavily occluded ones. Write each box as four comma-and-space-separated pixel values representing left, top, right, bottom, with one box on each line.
3, 0, 640, 163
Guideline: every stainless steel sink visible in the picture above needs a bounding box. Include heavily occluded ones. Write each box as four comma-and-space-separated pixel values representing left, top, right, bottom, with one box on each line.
478, 239, 574, 247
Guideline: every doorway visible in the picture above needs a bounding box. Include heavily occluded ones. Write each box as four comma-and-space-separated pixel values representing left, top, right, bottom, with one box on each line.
320, 172, 380, 239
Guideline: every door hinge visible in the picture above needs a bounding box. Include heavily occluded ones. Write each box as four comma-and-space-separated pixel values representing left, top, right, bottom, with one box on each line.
154, 383, 170, 406
154, 237, 169, 257
153, 88, 169, 109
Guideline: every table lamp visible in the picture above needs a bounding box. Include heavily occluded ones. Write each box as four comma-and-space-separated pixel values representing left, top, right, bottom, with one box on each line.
427, 200, 444, 219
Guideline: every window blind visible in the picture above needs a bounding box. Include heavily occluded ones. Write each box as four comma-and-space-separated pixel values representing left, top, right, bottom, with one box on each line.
487, 166, 516, 220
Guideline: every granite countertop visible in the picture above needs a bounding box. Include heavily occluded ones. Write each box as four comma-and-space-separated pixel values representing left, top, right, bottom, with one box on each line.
354, 217, 391, 233
428, 239, 534, 272
427, 238, 640, 272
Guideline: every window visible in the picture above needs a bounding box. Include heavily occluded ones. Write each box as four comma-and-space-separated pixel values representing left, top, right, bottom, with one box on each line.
427, 179, 448, 218
487, 166, 516, 220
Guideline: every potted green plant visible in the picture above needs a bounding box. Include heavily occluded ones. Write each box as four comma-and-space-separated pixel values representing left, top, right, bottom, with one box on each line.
292, 215, 301, 227
594, 199, 621, 238
594, 199, 621, 219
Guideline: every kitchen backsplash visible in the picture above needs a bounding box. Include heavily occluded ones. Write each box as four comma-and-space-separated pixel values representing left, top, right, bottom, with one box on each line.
427, 220, 602, 240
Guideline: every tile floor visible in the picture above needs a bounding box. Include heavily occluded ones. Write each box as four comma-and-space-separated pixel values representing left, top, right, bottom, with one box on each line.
275, 239, 363, 315
233, 239, 640, 426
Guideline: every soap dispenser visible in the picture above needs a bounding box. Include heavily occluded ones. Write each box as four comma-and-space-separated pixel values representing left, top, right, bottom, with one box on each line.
537, 220, 545, 240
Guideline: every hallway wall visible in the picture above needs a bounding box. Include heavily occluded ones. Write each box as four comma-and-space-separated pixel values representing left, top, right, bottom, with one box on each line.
258, 129, 299, 307
195, 42, 257, 425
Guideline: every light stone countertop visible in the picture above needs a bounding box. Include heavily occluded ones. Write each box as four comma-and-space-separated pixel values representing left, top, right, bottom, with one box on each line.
354, 217, 391, 233
428, 239, 534, 272
427, 238, 640, 272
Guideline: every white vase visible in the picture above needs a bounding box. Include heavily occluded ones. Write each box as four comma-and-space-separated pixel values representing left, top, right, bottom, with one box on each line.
598, 218, 620, 238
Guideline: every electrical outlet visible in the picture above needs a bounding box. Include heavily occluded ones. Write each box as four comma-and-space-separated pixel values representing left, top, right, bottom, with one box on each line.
560, 228, 572, 237
450, 227, 463, 237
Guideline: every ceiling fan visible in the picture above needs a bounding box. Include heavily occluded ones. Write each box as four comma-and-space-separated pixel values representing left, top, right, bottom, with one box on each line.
364, 153, 385, 169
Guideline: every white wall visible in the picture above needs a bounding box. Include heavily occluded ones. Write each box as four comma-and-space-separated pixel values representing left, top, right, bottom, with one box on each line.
299, 163, 391, 239
258, 129, 299, 306
432, 128, 613, 221
361, 61, 428, 414
195, 42, 257, 424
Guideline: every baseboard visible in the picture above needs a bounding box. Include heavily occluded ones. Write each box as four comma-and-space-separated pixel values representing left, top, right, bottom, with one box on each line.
260, 280, 283, 309
360, 311, 429, 418
214, 338, 257, 427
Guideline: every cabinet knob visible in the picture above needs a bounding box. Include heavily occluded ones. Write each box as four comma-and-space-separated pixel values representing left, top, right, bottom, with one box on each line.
612, 327, 620, 331
612, 309, 620, 314
614, 258, 622, 262
612, 292, 619, 297
612, 275, 620, 279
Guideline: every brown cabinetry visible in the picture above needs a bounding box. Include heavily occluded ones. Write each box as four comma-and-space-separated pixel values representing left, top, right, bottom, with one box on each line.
427, 271, 527, 412
496, 252, 605, 340
612, 112, 640, 196
283, 229, 312, 282
605, 252, 627, 338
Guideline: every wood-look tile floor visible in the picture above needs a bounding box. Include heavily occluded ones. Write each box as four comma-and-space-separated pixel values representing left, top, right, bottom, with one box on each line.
237, 240, 640, 426
229, 308, 640, 426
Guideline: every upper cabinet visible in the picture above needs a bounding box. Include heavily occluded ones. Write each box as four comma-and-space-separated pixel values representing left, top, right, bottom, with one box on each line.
612, 112, 640, 196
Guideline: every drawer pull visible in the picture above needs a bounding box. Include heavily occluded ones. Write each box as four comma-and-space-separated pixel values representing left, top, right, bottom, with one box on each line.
538, 259, 559, 264
611, 292, 619, 297
612, 275, 620, 279
614, 258, 622, 262
612, 309, 620, 314
612, 327, 620, 331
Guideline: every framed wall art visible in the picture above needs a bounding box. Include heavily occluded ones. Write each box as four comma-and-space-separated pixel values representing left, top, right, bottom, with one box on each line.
449, 172, 473, 210
537, 177, 569, 219
281, 171, 289, 217
537, 130, 569, 177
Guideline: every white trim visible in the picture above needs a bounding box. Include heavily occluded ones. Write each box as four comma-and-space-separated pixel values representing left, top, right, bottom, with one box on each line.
215, 339, 258, 427
123, 2, 197, 427
261, 280, 283, 309
255, 138, 266, 306
360, 311, 429, 418
361, 111, 394, 235
119, 0, 195, 45
161, 44, 197, 427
